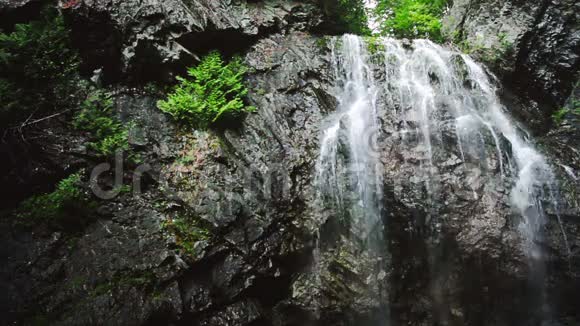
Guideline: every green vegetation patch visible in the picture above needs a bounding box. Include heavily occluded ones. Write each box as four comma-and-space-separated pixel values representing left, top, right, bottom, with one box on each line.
316, 36, 331, 50
365, 35, 386, 55
15, 173, 93, 227
158, 51, 255, 129
162, 213, 210, 259
0, 7, 80, 129
334, 0, 371, 35
91, 270, 158, 297
73, 90, 130, 157
375, 0, 448, 42
552, 99, 580, 125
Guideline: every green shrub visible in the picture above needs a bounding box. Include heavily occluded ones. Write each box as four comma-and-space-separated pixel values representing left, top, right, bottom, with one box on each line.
73, 91, 130, 157
375, 0, 448, 42
16, 173, 88, 224
320, 0, 370, 35
335, 0, 371, 35
157, 51, 255, 129
0, 7, 79, 128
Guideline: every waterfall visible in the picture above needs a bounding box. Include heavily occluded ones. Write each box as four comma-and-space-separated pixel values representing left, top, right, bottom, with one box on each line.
316, 35, 383, 245
382, 38, 562, 258
316, 34, 563, 259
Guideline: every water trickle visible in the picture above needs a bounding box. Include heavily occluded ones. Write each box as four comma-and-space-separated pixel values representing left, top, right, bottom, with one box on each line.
560, 164, 578, 182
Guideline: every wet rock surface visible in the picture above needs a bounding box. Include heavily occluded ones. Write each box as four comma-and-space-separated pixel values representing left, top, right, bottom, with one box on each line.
0, 1, 579, 326
64, 0, 327, 81
443, 0, 580, 132
1, 32, 363, 325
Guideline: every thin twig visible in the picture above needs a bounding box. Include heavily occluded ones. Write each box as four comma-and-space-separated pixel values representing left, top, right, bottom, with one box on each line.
17, 108, 72, 129
18, 107, 41, 143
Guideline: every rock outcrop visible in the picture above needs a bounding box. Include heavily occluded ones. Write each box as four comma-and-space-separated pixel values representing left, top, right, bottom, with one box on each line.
443, 0, 580, 131
63, 0, 328, 82
1, 30, 377, 325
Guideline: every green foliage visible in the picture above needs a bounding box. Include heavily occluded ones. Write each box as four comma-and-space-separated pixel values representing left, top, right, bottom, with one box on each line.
0, 7, 79, 128
162, 214, 210, 258
498, 33, 513, 52
158, 51, 255, 129
333, 0, 371, 35
553, 99, 580, 125
73, 91, 130, 157
552, 107, 569, 125
365, 35, 385, 55
375, 0, 448, 42
16, 173, 88, 224
316, 36, 331, 50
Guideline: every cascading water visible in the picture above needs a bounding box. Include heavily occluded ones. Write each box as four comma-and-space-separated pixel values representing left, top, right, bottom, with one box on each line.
316, 35, 384, 245
380, 38, 562, 258
313, 34, 569, 326
316, 34, 565, 264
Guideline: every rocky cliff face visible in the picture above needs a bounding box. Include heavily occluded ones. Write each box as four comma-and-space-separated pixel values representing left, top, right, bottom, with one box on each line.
1, 0, 579, 326
443, 0, 580, 132
65, 0, 329, 82
0, 28, 385, 326
1, 1, 374, 324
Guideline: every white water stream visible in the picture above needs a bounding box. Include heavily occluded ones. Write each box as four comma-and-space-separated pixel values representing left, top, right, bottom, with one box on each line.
316, 34, 564, 258
316, 35, 383, 244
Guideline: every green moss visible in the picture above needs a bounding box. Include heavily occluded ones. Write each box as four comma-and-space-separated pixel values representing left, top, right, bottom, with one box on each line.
158, 51, 255, 129
316, 36, 330, 50
15, 173, 93, 227
73, 90, 131, 158
553, 101, 580, 125
0, 7, 80, 129
118, 271, 157, 288
364, 35, 385, 55
456, 32, 514, 66
66, 236, 80, 252
90, 270, 158, 297
375, 0, 448, 43
254, 88, 267, 96
498, 33, 513, 52
162, 213, 210, 258
484, 33, 514, 63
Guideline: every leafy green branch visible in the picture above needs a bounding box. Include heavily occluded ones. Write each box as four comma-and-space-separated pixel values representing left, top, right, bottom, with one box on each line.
158, 51, 255, 129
